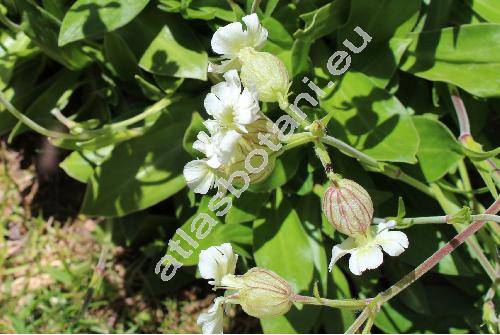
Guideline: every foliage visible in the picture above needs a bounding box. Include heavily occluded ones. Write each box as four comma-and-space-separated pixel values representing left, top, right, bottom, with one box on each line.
0, 0, 499, 333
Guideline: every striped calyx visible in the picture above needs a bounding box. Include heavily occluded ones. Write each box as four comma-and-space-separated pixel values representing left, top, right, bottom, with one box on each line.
322, 179, 374, 237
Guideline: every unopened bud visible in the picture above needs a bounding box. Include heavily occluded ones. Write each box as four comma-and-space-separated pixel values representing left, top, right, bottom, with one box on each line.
238, 48, 289, 108
222, 268, 294, 318
322, 179, 374, 237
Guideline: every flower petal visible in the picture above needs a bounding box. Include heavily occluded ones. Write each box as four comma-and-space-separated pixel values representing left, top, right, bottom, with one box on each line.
197, 297, 225, 334
242, 13, 268, 50
183, 160, 216, 194
374, 230, 409, 257
348, 246, 383, 275
198, 243, 238, 285
216, 130, 241, 163
376, 220, 397, 233
328, 237, 356, 271
211, 22, 247, 57
208, 58, 241, 74
204, 92, 224, 119
234, 87, 260, 125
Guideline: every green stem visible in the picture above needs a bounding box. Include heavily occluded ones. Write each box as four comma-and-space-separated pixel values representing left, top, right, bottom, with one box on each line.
373, 214, 500, 227
107, 97, 173, 130
320, 135, 379, 168
0, 91, 86, 140
382, 164, 435, 197
251, 0, 262, 13
281, 132, 315, 153
291, 294, 369, 310
314, 141, 338, 183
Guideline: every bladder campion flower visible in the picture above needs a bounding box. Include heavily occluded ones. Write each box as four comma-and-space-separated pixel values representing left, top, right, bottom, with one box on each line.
322, 180, 409, 275
197, 243, 294, 334
209, 13, 268, 73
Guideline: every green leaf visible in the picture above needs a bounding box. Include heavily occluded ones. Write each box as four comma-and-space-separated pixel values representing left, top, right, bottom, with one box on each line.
104, 32, 138, 81
249, 150, 300, 192
413, 116, 463, 182
17, 0, 92, 70
464, 0, 500, 23
138, 14, 207, 80
322, 72, 419, 163
182, 111, 205, 157
166, 196, 253, 266
60, 146, 114, 183
9, 69, 80, 138
58, 0, 151, 46
253, 195, 321, 333
320, 267, 355, 333
294, 0, 350, 43
338, 0, 420, 42
81, 99, 195, 216
225, 192, 270, 225
401, 24, 500, 98
336, 0, 420, 88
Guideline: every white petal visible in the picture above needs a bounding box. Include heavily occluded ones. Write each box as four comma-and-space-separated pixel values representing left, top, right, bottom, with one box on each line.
193, 131, 211, 155
376, 220, 397, 233
348, 246, 383, 276
183, 160, 216, 194
203, 120, 220, 135
328, 237, 356, 272
211, 22, 247, 57
211, 81, 239, 107
223, 69, 241, 92
234, 87, 260, 125
374, 230, 409, 257
197, 297, 225, 334
241, 13, 268, 50
198, 243, 238, 285
217, 130, 241, 163
204, 93, 224, 119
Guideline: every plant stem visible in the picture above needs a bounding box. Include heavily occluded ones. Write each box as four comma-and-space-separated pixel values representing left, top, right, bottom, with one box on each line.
381, 164, 435, 197
108, 97, 173, 130
251, 0, 262, 13
0, 91, 86, 140
374, 214, 500, 226
314, 141, 338, 183
320, 135, 379, 168
348, 197, 500, 333
291, 294, 369, 310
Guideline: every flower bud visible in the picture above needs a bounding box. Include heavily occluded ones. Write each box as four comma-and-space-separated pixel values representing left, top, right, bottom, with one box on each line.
322, 179, 374, 237
222, 268, 294, 318
238, 48, 289, 109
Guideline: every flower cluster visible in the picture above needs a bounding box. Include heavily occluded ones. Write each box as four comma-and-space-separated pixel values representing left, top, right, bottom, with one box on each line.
322, 179, 409, 275
197, 243, 294, 334
183, 13, 289, 195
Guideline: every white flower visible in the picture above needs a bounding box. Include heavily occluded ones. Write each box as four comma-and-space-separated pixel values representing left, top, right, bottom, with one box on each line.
209, 13, 268, 73
183, 159, 217, 194
329, 220, 409, 275
198, 243, 238, 286
203, 70, 261, 162
197, 243, 239, 334
197, 297, 225, 334
193, 131, 223, 168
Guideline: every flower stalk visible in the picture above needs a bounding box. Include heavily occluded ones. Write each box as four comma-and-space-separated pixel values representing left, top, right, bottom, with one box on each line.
291, 294, 369, 310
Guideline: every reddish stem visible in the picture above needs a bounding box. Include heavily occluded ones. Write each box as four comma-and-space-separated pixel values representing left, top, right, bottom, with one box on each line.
381, 197, 500, 301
